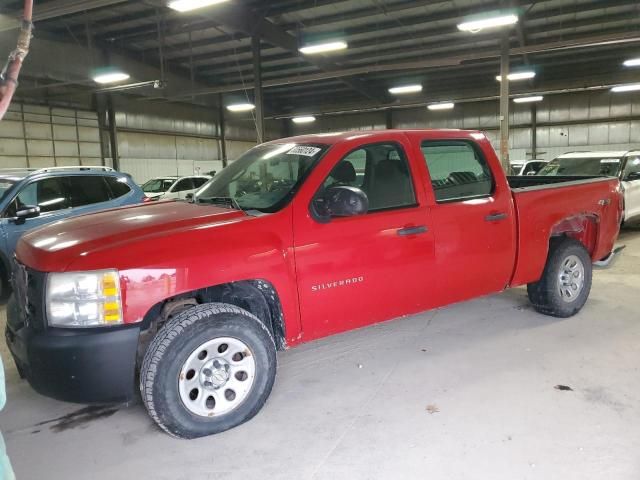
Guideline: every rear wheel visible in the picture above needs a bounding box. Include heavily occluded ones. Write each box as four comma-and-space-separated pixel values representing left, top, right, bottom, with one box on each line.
527, 237, 592, 318
140, 303, 277, 439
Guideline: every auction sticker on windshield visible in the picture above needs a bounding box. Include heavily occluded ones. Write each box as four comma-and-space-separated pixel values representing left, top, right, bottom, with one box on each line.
287, 146, 322, 156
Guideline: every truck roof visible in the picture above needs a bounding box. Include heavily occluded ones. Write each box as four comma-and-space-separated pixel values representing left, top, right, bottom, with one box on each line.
270, 129, 485, 146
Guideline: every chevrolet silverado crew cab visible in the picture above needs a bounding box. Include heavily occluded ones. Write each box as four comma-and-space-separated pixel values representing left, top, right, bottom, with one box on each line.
6, 130, 622, 439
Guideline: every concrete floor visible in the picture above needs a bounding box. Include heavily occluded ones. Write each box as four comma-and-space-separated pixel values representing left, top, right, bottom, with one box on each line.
1, 226, 639, 480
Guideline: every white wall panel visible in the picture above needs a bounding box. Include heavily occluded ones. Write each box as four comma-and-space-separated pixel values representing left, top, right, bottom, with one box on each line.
0, 120, 24, 138
0, 103, 101, 168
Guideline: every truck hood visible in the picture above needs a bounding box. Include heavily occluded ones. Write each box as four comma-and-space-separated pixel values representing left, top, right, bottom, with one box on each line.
16, 201, 247, 272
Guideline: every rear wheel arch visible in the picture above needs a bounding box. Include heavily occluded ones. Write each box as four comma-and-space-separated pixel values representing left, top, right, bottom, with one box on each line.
549, 214, 599, 258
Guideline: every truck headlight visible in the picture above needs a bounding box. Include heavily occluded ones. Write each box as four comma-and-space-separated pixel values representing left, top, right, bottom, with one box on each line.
46, 270, 123, 327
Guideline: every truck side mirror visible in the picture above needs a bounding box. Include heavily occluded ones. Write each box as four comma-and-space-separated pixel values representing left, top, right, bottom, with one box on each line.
185, 193, 195, 202
311, 186, 369, 223
13, 205, 40, 224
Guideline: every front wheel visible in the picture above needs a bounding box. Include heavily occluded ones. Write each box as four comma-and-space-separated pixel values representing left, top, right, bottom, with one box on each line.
527, 237, 593, 318
140, 303, 277, 439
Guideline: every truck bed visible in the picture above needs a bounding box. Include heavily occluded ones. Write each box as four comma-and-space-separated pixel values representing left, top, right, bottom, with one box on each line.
506, 175, 609, 190
507, 175, 621, 288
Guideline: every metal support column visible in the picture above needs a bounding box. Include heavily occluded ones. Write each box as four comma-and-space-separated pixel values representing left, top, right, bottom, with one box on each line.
106, 95, 119, 170
499, 32, 510, 171
281, 118, 291, 138
252, 36, 265, 144
385, 109, 393, 129
218, 93, 228, 167
94, 94, 109, 166
531, 104, 538, 159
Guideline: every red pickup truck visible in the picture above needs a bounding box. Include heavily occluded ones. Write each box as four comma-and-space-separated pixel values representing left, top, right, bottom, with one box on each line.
6, 130, 621, 438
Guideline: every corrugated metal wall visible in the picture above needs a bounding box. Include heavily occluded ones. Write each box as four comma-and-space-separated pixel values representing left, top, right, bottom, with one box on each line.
291, 90, 640, 161
0, 103, 101, 168
112, 102, 274, 183
4, 90, 638, 179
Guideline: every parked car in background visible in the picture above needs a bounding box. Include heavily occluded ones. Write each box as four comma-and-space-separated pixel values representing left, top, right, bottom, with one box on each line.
142, 175, 211, 201
0, 166, 145, 299
538, 150, 640, 222
7, 130, 622, 439
509, 160, 548, 175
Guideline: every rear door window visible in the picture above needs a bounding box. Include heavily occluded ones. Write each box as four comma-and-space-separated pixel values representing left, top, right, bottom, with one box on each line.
421, 141, 494, 202
172, 178, 195, 192
66, 175, 112, 207
192, 177, 209, 188
105, 176, 132, 198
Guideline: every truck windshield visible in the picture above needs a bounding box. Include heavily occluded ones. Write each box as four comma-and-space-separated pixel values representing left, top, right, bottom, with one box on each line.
196, 143, 328, 213
538, 156, 622, 177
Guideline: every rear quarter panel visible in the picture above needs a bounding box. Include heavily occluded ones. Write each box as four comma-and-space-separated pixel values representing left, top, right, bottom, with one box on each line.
510, 178, 621, 286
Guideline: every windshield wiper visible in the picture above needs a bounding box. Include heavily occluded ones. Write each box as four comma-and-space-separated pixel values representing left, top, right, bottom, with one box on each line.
197, 196, 243, 211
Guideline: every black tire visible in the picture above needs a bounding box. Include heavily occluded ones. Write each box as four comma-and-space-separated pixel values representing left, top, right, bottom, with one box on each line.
527, 237, 592, 318
140, 303, 277, 439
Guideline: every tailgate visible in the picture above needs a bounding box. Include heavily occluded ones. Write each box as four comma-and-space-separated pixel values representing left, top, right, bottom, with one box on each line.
509, 178, 621, 287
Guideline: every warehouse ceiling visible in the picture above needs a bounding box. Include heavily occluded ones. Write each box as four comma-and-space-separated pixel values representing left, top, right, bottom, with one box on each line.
2, 0, 640, 117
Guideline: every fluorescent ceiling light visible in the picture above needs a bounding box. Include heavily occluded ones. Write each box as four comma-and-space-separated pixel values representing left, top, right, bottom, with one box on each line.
292, 116, 316, 124
457, 13, 518, 33
513, 95, 543, 103
299, 41, 348, 55
428, 102, 455, 110
389, 84, 423, 95
496, 71, 535, 81
168, 0, 230, 12
623, 58, 640, 67
611, 83, 640, 93
93, 71, 130, 84
226, 103, 255, 112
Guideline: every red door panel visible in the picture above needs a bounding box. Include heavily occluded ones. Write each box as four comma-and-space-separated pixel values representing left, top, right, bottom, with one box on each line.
293, 206, 435, 338
292, 133, 436, 340
415, 136, 517, 305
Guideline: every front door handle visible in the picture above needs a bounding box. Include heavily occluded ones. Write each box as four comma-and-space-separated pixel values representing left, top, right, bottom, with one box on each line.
397, 225, 428, 236
485, 212, 507, 222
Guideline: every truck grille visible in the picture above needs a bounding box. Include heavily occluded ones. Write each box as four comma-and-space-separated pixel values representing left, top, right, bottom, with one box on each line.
10, 258, 46, 332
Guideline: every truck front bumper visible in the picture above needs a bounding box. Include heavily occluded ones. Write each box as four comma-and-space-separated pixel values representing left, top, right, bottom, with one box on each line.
5, 295, 140, 404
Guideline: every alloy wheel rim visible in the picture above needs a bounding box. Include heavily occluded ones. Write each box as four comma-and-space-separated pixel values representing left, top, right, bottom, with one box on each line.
178, 337, 256, 417
557, 254, 585, 303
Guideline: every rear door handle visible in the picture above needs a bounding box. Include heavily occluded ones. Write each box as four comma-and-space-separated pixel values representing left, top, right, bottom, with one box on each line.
485, 212, 507, 222
397, 225, 428, 236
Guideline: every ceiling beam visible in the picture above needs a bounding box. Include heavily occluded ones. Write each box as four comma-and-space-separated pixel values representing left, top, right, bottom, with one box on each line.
185, 2, 386, 103
151, 29, 640, 101
0, 28, 215, 107
0, 0, 128, 32
161, 1, 638, 72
